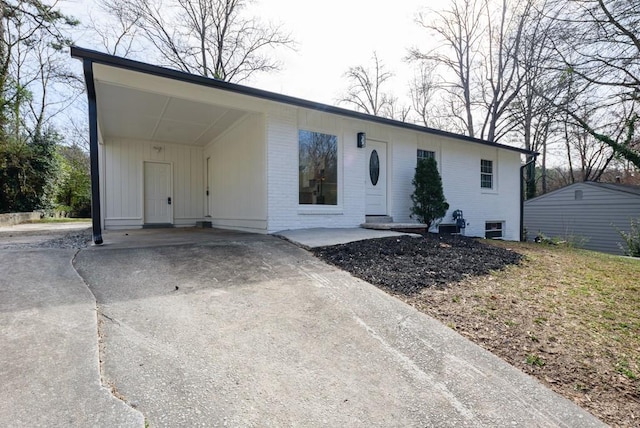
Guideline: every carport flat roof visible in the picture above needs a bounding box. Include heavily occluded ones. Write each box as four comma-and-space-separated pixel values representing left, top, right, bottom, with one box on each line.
71, 46, 535, 156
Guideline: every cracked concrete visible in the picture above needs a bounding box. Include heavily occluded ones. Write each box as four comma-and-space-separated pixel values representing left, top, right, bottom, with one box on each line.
0, 248, 144, 427
73, 228, 603, 427
1, 227, 606, 427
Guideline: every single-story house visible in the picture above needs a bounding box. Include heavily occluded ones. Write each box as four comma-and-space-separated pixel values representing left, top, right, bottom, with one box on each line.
71, 47, 535, 245
524, 181, 640, 254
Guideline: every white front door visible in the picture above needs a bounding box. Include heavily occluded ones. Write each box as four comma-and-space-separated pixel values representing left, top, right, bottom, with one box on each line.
365, 141, 387, 215
144, 161, 172, 224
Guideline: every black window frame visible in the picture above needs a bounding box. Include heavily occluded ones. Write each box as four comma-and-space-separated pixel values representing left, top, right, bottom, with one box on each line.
298, 129, 338, 206
485, 221, 503, 239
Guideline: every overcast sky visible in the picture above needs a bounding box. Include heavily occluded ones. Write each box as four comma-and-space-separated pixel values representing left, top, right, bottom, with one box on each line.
64, 0, 450, 106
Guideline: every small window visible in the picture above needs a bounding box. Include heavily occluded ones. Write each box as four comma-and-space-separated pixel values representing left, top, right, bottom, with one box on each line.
417, 149, 435, 162
574, 190, 583, 200
369, 150, 380, 186
481, 159, 493, 189
485, 222, 503, 239
299, 130, 338, 205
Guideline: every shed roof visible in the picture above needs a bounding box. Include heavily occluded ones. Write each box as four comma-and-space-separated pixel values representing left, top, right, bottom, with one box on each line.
71, 46, 535, 156
525, 181, 640, 203
585, 182, 640, 197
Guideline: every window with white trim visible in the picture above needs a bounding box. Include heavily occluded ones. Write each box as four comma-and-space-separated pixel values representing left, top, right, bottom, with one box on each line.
298, 130, 338, 205
417, 149, 435, 162
481, 159, 493, 189
485, 222, 503, 239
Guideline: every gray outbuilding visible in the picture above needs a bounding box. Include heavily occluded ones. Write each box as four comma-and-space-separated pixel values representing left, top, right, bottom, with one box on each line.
524, 181, 640, 255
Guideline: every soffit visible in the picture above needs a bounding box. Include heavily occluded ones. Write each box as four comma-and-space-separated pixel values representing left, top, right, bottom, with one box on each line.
94, 79, 248, 146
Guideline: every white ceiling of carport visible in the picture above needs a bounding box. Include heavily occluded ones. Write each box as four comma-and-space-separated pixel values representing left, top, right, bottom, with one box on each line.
95, 81, 248, 146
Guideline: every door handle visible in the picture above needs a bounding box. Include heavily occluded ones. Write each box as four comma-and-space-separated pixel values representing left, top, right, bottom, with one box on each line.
167, 197, 172, 205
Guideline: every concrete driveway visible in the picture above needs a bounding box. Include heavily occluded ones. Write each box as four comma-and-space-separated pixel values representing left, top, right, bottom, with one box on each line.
2, 228, 603, 427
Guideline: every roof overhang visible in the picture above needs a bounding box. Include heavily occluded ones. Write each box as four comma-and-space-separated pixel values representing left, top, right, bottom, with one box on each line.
71, 46, 537, 156
85, 58, 252, 146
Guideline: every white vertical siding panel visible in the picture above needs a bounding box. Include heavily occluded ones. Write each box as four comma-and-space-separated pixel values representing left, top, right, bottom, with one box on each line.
204, 113, 267, 232
174, 146, 184, 219
103, 138, 204, 228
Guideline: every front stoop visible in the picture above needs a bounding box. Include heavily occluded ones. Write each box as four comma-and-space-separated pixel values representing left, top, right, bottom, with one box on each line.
361, 219, 428, 234
364, 215, 394, 224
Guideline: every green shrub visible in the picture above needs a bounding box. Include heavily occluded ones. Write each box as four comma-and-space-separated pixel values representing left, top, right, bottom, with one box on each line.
410, 157, 449, 229
617, 218, 640, 257
54, 144, 91, 218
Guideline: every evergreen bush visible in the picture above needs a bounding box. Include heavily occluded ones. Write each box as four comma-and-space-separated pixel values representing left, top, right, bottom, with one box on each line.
410, 157, 449, 230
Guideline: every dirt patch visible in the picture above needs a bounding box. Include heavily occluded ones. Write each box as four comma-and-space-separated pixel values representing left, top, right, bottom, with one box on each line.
313, 234, 640, 427
312, 234, 522, 295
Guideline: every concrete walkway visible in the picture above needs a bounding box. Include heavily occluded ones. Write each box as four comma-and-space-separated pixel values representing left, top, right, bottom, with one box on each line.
1, 228, 605, 427
275, 227, 421, 248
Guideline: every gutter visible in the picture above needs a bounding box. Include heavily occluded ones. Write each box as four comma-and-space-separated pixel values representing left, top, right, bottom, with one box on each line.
82, 59, 103, 245
520, 155, 538, 242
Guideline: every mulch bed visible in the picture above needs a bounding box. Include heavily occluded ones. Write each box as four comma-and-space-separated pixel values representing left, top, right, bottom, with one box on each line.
312, 233, 523, 295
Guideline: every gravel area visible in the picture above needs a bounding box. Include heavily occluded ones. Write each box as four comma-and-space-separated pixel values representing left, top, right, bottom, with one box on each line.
0, 227, 91, 250
312, 233, 523, 295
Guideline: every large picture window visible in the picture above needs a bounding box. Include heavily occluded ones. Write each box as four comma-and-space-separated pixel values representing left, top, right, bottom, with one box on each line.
299, 130, 338, 205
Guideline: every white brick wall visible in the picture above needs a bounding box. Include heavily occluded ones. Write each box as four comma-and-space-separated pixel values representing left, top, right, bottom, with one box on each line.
102, 105, 523, 241
265, 106, 523, 240
266, 107, 367, 232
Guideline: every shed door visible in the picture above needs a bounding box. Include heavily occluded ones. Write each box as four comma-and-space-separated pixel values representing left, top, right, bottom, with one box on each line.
144, 161, 172, 224
365, 141, 387, 215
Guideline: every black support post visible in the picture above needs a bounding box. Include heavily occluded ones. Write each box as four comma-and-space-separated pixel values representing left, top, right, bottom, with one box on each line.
83, 59, 103, 245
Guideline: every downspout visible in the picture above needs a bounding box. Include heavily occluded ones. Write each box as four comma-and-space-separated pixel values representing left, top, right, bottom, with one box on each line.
83, 59, 103, 245
520, 155, 537, 242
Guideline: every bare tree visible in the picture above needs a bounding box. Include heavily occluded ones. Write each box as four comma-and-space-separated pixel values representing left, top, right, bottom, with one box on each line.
0, 1, 79, 139
339, 52, 393, 116
409, 60, 437, 127
97, 0, 294, 83
90, 0, 142, 56
508, 0, 562, 195
411, 0, 537, 143
338, 52, 409, 121
565, 113, 616, 182
410, 0, 485, 137
548, 0, 640, 169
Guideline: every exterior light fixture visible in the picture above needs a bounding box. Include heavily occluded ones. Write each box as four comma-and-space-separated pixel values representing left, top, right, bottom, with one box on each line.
357, 132, 366, 148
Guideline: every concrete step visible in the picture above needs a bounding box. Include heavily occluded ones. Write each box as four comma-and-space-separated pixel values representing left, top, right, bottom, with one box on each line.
142, 223, 174, 229
365, 215, 394, 224
361, 222, 428, 233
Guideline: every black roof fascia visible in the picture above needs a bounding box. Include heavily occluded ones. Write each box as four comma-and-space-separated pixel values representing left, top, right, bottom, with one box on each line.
70, 46, 536, 157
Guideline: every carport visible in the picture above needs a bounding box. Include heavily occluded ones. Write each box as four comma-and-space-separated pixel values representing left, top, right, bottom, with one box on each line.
73, 47, 269, 243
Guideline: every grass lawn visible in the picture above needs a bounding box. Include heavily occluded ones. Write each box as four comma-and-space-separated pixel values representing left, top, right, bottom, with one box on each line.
403, 241, 640, 427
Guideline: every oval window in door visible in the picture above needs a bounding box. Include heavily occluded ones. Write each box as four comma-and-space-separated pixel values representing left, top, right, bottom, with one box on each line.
369, 150, 380, 186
